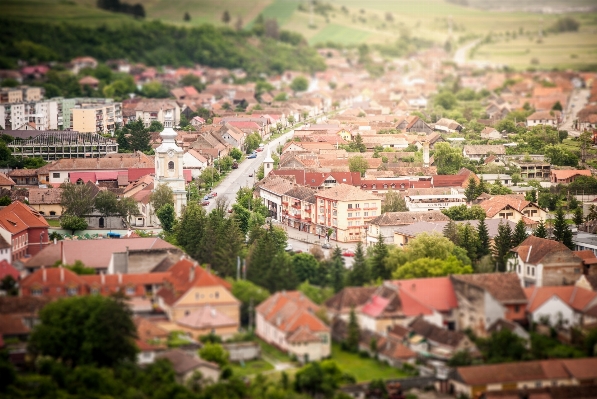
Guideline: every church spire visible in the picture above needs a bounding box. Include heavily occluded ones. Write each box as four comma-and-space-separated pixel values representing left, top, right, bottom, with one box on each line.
263, 145, 274, 178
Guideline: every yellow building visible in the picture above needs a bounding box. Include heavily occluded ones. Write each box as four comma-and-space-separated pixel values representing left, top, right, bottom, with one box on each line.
156, 259, 240, 340
28, 188, 63, 217
314, 183, 381, 243
72, 103, 120, 134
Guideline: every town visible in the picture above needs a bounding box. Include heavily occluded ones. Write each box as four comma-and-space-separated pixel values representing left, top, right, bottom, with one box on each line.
1, 4, 597, 399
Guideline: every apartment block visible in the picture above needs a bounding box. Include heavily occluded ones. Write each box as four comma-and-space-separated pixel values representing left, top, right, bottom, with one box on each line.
314, 183, 381, 243
0, 86, 43, 104
72, 102, 121, 134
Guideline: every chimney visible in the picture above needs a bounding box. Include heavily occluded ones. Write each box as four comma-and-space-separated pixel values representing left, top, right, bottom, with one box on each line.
42, 266, 46, 282
189, 265, 195, 282
60, 241, 64, 265
60, 265, 64, 282
118, 272, 122, 284
101, 271, 105, 285
53, 238, 57, 245
423, 141, 430, 167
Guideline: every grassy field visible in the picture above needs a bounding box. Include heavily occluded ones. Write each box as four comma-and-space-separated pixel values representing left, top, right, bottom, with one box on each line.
308, 24, 371, 46
231, 359, 274, 378
258, 339, 292, 363
331, 344, 409, 383
472, 28, 597, 70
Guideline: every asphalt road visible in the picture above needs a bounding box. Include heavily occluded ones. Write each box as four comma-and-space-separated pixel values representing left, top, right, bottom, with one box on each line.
560, 88, 590, 137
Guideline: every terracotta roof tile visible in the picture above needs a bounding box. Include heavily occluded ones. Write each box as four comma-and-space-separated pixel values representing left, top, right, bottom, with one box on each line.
452, 273, 527, 304
0, 201, 49, 234
176, 305, 237, 329
316, 183, 379, 202
524, 285, 597, 313
512, 236, 577, 265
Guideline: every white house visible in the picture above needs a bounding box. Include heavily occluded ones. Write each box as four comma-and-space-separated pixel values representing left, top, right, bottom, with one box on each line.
404, 194, 466, 212
256, 291, 330, 363
524, 285, 597, 328
182, 149, 208, 178
526, 110, 561, 127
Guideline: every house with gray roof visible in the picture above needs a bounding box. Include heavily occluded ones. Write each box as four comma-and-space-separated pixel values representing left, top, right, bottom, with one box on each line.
365, 211, 450, 246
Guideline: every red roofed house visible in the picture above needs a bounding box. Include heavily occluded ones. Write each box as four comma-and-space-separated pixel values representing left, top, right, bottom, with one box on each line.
0, 201, 49, 261
509, 236, 584, 287
450, 357, 597, 398
20, 266, 86, 298
451, 273, 528, 337
256, 291, 330, 363
0, 260, 19, 286
524, 285, 597, 328
156, 259, 240, 339
550, 169, 592, 184
478, 194, 547, 224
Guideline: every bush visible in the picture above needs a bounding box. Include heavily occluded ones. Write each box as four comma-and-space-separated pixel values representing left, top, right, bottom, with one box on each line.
358, 350, 370, 358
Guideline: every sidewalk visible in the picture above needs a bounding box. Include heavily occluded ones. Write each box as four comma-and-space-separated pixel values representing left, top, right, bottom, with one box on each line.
281, 224, 358, 251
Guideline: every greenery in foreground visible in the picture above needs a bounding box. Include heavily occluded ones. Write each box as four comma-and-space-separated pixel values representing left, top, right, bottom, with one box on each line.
0, 18, 325, 76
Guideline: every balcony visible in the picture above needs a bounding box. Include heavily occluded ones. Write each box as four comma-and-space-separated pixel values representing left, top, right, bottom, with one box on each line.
304, 217, 311, 222
291, 203, 301, 209
282, 200, 288, 206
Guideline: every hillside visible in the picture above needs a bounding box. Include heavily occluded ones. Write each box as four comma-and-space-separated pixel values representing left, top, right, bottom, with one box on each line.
3, 0, 596, 70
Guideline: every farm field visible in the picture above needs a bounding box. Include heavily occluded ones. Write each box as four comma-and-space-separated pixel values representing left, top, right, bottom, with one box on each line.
472, 29, 597, 70
331, 344, 409, 383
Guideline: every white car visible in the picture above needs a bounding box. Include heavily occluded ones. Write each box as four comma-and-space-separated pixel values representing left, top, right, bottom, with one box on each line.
285, 243, 293, 252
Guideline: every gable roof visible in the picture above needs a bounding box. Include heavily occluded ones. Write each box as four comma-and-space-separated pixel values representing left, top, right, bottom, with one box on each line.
524, 285, 597, 313
368, 211, 450, 226
451, 273, 527, 304
512, 236, 577, 265
0, 201, 49, 234
158, 349, 220, 375
391, 277, 458, 313
550, 169, 592, 180
315, 183, 379, 202
409, 316, 467, 348
0, 260, 19, 281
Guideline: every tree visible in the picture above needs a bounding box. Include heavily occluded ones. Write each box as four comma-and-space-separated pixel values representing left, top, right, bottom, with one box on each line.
148, 120, 164, 132
579, 130, 593, 163
290, 76, 309, 93
330, 246, 345, 293
477, 329, 528, 363
292, 253, 320, 283
156, 203, 176, 233
29, 296, 137, 367
493, 221, 513, 272
0, 275, 18, 296
183, 11, 190, 21
150, 184, 174, 214
526, 189, 538, 203
448, 350, 474, 367
381, 189, 407, 213
199, 343, 229, 367
443, 219, 460, 246
348, 156, 368, 177
512, 219, 529, 247
294, 360, 350, 398
533, 219, 548, 239
553, 207, 573, 249
442, 205, 486, 221
298, 281, 334, 305
464, 177, 478, 203
346, 242, 369, 287
348, 134, 366, 153
434, 91, 457, 110
573, 207, 584, 230
392, 256, 473, 279
221, 10, 231, 24
346, 308, 360, 353
551, 16, 580, 32
231, 280, 270, 326
116, 118, 151, 152
60, 215, 88, 235
552, 101, 563, 111
60, 182, 95, 217
433, 142, 464, 175
200, 166, 220, 189
477, 218, 491, 258
94, 190, 119, 228
229, 147, 243, 161
176, 203, 207, 261
459, 222, 479, 262
117, 196, 140, 223
370, 233, 390, 280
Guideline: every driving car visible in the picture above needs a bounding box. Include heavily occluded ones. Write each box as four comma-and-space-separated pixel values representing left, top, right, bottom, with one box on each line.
247, 153, 257, 159
322, 243, 331, 249
342, 250, 355, 257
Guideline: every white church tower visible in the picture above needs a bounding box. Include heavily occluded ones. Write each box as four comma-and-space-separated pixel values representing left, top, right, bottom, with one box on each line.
154, 124, 187, 217
263, 146, 274, 178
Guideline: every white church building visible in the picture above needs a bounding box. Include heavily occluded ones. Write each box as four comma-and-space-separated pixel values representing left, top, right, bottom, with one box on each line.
154, 125, 187, 218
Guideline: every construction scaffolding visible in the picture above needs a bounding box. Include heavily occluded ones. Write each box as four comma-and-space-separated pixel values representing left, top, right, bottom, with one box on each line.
8, 132, 118, 161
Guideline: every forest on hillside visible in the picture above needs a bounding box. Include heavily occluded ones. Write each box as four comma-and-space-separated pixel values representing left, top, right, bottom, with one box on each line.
0, 18, 326, 76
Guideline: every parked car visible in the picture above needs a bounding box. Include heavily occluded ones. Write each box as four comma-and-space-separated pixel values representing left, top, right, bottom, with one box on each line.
247, 153, 257, 159
342, 250, 355, 257
256, 147, 263, 152
201, 200, 210, 206
209, 192, 217, 198
227, 208, 233, 213
232, 161, 239, 169
285, 243, 293, 252
203, 195, 210, 201
249, 173, 253, 177
322, 243, 331, 249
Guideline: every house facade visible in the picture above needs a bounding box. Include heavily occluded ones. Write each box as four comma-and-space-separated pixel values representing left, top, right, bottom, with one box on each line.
256, 291, 330, 363
0, 201, 49, 261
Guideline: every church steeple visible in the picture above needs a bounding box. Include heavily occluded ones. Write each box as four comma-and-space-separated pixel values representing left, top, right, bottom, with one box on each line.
154, 126, 187, 218
263, 146, 274, 178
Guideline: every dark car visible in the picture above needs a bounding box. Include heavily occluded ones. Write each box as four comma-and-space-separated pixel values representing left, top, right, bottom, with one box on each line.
247, 154, 257, 159
201, 200, 210, 206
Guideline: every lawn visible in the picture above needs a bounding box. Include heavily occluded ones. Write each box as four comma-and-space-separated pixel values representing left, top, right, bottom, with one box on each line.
258, 339, 292, 363
246, 0, 299, 27
308, 24, 371, 46
231, 359, 274, 378
331, 343, 409, 383
46, 219, 61, 227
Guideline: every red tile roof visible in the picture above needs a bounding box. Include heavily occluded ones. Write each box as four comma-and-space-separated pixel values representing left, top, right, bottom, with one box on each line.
0, 201, 49, 234
392, 277, 458, 313
524, 285, 597, 313
513, 236, 577, 265
452, 273, 527, 304
0, 260, 19, 281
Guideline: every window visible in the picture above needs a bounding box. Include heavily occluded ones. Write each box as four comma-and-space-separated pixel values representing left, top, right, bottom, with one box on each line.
531, 267, 535, 276
355, 212, 360, 217
514, 305, 520, 312
67, 287, 77, 296
364, 203, 369, 208
31, 288, 42, 296
348, 221, 353, 227
355, 203, 360, 208
348, 204, 352, 209
364, 212, 368, 217
126, 287, 135, 295
348, 213, 352, 218
215, 291, 219, 299
168, 161, 174, 170
372, 211, 376, 216
52, 173, 60, 178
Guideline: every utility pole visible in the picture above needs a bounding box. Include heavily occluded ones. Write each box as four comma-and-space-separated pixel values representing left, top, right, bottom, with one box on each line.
248, 297, 254, 332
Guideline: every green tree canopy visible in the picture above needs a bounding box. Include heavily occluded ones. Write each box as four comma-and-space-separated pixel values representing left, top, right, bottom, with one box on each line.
442, 204, 486, 221
381, 189, 407, 213
29, 296, 137, 368
433, 142, 464, 175
60, 215, 88, 235
348, 156, 368, 176
150, 184, 174, 213
231, 279, 270, 326
60, 182, 95, 217
290, 76, 309, 93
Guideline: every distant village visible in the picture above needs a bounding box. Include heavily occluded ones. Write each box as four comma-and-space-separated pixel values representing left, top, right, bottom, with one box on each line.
2, 47, 597, 399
